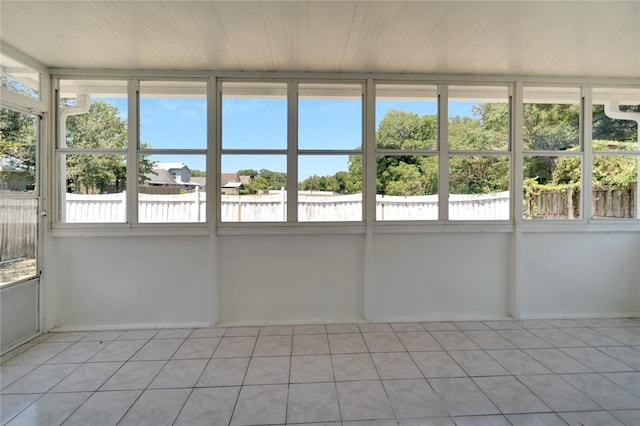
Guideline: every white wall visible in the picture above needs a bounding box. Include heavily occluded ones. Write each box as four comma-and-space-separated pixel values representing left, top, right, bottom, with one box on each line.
218, 234, 364, 324
42, 230, 638, 330
520, 232, 640, 318
366, 233, 511, 321
48, 236, 212, 330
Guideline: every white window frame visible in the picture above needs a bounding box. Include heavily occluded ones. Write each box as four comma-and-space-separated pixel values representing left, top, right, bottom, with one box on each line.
217, 79, 366, 228
588, 86, 640, 222
52, 77, 210, 233
520, 84, 585, 224
45, 70, 638, 235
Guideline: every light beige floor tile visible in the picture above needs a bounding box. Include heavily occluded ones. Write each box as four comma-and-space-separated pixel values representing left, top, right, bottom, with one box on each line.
118, 388, 190, 426
230, 384, 288, 426
336, 381, 394, 421
332, 353, 378, 381
290, 355, 333, 383
196, 357, 249, 387
149, 359, 208, 389
382, 379, 447, 419
6, 392, 90, 426
51, 362, 122, 392
61, 390, 141, 426
287, 382, 340, 423
99, 360, 165, 391
174, 386, 240, 426
371, 352, 422, 379
428, 377, 499, 417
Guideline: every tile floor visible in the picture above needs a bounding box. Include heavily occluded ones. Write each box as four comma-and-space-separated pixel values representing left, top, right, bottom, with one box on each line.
1, 318, 639, 425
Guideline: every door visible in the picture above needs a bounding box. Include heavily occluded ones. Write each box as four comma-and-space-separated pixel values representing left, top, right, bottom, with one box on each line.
1, 107, 41, 353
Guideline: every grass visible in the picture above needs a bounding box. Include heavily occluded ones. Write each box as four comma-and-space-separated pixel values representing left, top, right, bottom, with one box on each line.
0, 258, 37, 286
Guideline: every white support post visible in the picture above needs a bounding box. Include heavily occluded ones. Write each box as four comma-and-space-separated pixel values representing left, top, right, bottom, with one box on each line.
287, 82, 298, 223
127, 79, 139, 227
582, 87, 593, 222
510, 82, 524, 319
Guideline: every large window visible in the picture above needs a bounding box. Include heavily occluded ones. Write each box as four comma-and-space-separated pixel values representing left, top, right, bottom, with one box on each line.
523, 87, 582, 220
57, 79, 128, 223
53, 75, 639, 230
138, 81, 207, 223
448, 85, 511, 221
220, 81, 364, 223
298, 83, 362, 222
375, 84, 438, 221
56, 79, 208, 225
220, 82, 288, 222
591, 88, 639, 219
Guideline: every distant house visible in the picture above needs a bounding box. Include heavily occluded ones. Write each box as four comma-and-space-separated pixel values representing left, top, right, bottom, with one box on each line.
221, 173, 251, 195
0, 157, 32, 192
191, 177, 206, 191
141, 162, 201, 193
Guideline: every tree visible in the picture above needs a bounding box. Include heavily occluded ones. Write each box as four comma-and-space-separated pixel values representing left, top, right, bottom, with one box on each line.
0, 107, 37, 190
64, 100, 155, 193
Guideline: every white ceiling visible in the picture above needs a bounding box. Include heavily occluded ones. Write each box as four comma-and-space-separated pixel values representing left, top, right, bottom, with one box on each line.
1, 1, 639, 79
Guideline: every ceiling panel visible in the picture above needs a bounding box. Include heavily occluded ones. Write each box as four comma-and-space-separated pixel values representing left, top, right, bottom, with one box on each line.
0, 1, 638, 79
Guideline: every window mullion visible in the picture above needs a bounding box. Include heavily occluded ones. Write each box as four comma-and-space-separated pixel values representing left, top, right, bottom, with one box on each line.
365, 79, 376, 225
127, 78, 139, 227
438, 84, 448, 223
287, 81, 298, 223
582, 86, 593, 223
513, 82, 524, 225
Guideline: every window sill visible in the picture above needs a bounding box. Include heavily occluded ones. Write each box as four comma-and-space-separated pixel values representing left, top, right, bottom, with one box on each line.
50, 224, 211, 238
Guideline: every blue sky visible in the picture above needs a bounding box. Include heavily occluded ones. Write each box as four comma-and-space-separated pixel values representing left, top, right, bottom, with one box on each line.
105, 97, 477, 180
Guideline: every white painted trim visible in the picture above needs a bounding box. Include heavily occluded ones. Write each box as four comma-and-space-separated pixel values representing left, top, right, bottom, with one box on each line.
520, 313, 639, 320
49, 68, 640, 87
51, 322, 211, 332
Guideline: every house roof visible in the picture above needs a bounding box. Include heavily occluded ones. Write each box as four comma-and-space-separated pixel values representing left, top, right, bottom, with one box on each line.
1, 1, 638, 79
191, 177, 206, 187
156, 162, 189, 171
221, 173, 240, 185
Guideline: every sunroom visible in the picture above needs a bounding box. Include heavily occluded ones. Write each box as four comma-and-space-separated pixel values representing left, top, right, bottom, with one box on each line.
1, 2, 639, 425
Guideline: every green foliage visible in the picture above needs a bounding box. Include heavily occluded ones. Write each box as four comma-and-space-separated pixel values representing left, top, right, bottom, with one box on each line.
65, 100, 155, 193
191, 169, 206, 177
592, 105, 638, 142
0, 107, 37, 189
241, 169, 287, 193
523, 103, 580, 151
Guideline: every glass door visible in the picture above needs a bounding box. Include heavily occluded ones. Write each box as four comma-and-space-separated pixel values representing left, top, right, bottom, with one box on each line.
1, 107, 41, 353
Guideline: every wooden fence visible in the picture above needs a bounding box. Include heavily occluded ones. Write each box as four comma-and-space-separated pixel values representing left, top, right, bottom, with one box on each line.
525, 187, 637, 219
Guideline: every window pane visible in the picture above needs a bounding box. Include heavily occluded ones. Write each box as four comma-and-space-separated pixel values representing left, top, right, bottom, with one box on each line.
449, 155, 510, 220
448, 86, 509, 151
221, 155, 286, 222
523, 87, 580, 151
140, 81, 206, 150
0, 53, 40, 99
592, 88, 639, 152
523, 155, 581, 220
61, 154, 127, 223
1, 108, 37, 193
139, 154, 206, 223
592, 155, 638, 219
299, 83, 362, 150
222, 82, 287, 150
376, 84, 437, 150
376, 155, 438, 221
0, 198, 37, 286
59, 79, 128, 149
298, 155, 362, 222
